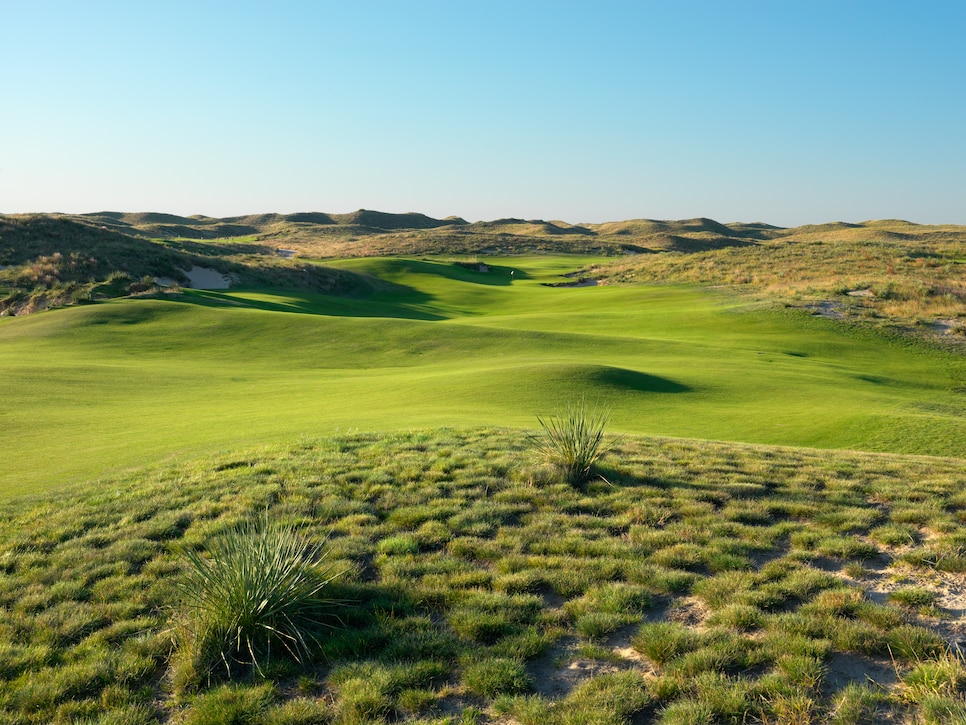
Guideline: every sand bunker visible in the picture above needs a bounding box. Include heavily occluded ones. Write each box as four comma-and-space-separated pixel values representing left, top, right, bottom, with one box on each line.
811, 300, 844, 319
276, 249, 297, 258
544, 278, 600, 288
563, 279, 599, 287
935, 318, 964, 335
184, 267, 231, 289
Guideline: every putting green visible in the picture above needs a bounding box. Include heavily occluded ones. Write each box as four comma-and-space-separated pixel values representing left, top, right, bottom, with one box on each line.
1, 255, 963, 497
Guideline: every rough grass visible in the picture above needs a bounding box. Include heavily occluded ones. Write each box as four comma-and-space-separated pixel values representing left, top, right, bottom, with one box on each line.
0, 428, 964, 723
592, 220, 966, 345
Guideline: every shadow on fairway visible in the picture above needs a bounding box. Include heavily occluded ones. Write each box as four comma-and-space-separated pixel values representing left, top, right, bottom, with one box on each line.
385, 259, 530, 286
589, 366, 691, 393
176, 288, 447, 321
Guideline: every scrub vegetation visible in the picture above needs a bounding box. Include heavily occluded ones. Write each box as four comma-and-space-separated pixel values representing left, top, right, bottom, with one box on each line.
0, 431, 965, 723
589, 220, 966, 344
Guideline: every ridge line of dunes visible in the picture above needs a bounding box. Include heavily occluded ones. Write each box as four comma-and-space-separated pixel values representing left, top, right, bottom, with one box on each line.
4, 209, 962, 244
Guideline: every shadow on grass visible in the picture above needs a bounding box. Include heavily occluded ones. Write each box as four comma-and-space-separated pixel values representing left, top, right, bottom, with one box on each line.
174, 287, 447, 321
316, 582, 462, 664
162, 257, 534, 319
589, 366, 690, 394
161, 238, 275, 256
397, 259, 530, 286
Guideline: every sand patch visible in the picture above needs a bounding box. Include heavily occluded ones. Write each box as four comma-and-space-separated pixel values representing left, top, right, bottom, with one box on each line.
824, 652, 896, 692
544, 278, 600, 288
184, 266, 231, 289
811, 300, 844, 319
935, 318, 965, 335
860, 565, 966, 651
528, 636, 655, 700
666, 597, 710, 628
847, 288, 876, 297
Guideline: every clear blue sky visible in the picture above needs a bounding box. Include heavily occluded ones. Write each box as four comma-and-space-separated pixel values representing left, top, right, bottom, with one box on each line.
3, 1, 964, 226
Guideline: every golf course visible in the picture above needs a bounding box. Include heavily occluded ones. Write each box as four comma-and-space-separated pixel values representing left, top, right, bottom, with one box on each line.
2, 250, 964, 498
1, 212, 965, 723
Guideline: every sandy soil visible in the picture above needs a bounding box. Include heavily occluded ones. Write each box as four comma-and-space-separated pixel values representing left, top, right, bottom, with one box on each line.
546, 278, 600, 288
184, 266, 231, 289
811, 300, 845, 319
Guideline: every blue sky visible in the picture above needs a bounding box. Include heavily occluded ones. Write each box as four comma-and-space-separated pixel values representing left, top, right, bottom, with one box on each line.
2, 1, 964, 226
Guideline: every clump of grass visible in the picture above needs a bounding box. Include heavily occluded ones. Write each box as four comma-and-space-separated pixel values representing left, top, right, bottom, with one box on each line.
462, 657, 532, 697
493, 693, 555, 725
170, 516, 342, 689
561, 671, 651, 723
658, 697, 715, 724
529, 402, 613, 485
888, 587, 940, 613
327, 659, 448, 722
447, 591, 541, 645
887, 625, 948, 662
919, 695, 966, 724
706, 603, 763, 632
632, 622, 700, 665
901, 654, 966, 702
566, 582, 652, 639
829, 682, 887, 724
764, 692, 818, 724
870, 523, 918, 546
775, 654, 826, 690
181, 682, 275, 725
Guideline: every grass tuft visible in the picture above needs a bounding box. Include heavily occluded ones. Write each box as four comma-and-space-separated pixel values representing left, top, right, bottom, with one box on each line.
170, 516, 342, 688
181, 682, 275, 725
463, 657, 532, 697
633, 622, 700, 665
529, 402, 613, 485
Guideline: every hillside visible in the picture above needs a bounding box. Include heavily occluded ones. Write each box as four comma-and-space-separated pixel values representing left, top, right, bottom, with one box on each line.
1, 429, 965, 723
0, 215, 371, 315
3, 212, 964, 336
586, 220, 966, 346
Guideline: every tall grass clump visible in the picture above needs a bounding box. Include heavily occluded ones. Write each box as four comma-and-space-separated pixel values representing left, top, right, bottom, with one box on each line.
171, 516, 342, 689
529, 401, 613, 485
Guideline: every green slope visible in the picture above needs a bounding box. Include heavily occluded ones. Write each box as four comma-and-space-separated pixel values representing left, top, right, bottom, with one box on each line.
1, 255, 963, 497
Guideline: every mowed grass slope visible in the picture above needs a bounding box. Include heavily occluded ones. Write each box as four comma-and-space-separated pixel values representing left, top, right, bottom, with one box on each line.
1, 255, 964, 496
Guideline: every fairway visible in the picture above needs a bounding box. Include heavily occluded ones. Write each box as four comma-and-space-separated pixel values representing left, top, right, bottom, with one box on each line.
1, 255, 964, 497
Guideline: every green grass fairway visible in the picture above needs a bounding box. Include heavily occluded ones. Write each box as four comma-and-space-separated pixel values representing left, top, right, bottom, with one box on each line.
1, 255, 964, 497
